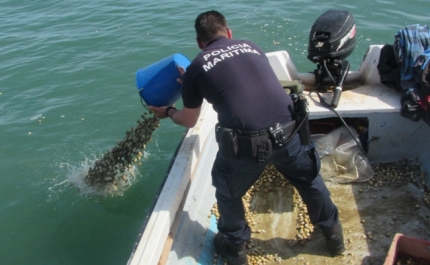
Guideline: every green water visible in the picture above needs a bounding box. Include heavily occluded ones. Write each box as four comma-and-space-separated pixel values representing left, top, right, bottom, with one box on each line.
0, 0, 428, 264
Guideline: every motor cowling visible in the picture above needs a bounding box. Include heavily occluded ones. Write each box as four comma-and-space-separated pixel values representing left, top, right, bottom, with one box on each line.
308, 10, 357, 63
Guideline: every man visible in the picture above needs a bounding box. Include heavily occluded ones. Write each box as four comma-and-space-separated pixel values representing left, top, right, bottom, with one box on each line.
150, 10, 344, 265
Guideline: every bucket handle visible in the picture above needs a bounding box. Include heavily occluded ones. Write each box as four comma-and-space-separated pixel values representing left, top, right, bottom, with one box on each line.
137, 87, 150, 111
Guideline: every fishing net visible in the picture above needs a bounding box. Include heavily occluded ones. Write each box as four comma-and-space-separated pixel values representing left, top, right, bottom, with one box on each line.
312, 126, 374, 184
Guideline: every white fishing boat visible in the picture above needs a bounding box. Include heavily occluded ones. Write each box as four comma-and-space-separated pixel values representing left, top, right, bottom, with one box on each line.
126, 43, 430, 265
128, 11, 430, 265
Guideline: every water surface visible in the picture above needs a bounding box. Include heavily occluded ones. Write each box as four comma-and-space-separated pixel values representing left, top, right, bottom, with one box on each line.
0, 1, 428, 264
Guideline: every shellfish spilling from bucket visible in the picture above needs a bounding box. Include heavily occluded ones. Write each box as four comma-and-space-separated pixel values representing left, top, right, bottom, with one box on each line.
136, 53, 191, 107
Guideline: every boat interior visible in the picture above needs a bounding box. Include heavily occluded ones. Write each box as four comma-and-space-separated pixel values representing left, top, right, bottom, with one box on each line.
127, 43, 430, 265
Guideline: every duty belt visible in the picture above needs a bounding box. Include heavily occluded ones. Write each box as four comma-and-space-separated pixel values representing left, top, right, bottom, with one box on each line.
236, 120, 296, 146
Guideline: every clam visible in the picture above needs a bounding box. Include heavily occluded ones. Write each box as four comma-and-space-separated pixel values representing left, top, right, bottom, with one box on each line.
83, 113, 160, 194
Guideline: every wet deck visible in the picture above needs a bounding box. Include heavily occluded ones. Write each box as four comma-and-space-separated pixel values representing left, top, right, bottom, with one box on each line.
234, 161, 430, 265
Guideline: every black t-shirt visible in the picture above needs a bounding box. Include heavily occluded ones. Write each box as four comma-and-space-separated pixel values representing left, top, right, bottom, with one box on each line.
182, 36, 294, 130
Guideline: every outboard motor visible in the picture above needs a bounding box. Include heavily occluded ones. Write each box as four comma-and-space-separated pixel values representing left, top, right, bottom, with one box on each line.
307, 10, 357, 108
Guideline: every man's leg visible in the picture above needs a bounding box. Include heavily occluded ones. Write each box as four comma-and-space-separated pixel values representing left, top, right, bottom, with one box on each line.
273, 135, 345, 255
211, 153, 267, 264
211, 153, 266, 244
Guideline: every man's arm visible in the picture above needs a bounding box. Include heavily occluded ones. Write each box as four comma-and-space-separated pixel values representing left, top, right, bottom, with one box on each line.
149, 105, 201, 128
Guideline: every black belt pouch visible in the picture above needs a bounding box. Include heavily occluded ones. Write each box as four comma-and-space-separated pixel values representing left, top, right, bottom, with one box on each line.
215, 126, 238, 159
250, 135, 272, 164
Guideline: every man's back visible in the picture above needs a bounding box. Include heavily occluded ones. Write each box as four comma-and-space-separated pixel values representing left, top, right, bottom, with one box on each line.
182, 36, 294, 130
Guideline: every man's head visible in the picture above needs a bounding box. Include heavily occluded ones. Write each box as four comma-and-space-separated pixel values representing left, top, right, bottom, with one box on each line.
194, 10, 232, 49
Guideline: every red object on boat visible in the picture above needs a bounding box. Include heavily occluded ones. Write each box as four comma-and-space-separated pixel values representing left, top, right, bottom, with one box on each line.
384, 233, 430, 265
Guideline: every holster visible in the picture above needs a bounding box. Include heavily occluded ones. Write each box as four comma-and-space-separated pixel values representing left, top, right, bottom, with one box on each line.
215, 125, 238, 159
215, 124, 273, 163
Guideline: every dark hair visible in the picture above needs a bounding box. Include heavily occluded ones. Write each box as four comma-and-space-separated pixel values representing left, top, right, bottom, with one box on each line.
194, 10, 229, 42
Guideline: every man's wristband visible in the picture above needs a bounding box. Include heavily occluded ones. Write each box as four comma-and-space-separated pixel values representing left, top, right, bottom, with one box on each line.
165, 106, 177, 118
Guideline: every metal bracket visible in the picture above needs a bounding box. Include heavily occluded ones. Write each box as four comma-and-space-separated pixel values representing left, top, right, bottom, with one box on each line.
268, 123, 286, 146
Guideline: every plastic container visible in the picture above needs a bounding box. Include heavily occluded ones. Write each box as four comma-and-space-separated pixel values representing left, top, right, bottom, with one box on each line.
136, 53, 191, 107
384, 233, 430, 264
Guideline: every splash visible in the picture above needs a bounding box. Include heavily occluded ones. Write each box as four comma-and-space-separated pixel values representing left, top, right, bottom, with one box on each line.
65, 157, 140, 197
69, 112, 160, 196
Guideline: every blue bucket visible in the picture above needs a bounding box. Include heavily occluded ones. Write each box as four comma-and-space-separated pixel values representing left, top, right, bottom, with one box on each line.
136, 53, 191, 107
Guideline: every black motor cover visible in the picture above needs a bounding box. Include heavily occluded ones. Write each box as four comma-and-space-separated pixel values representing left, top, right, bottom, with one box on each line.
308, 10, 357, 62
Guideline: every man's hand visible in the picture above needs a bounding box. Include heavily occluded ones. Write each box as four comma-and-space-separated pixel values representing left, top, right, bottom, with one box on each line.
149, 105, 169, 119
149, 105, 201, 128
176, 66, 185, 84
